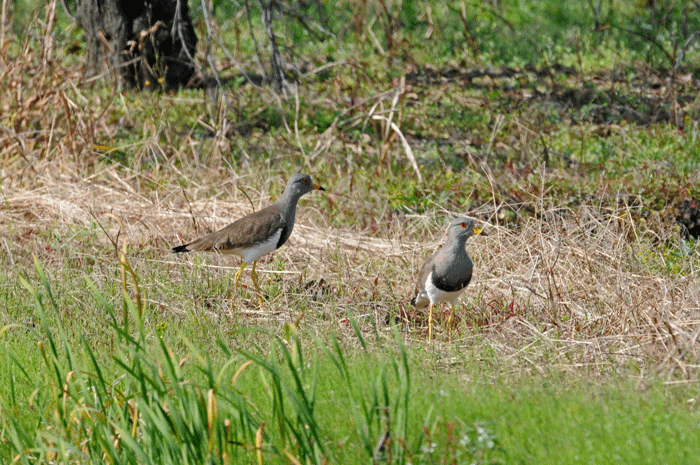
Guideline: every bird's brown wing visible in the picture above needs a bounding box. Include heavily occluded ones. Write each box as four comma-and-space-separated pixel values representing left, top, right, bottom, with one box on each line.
411, 252, 437, 308
183, 206, 286, 253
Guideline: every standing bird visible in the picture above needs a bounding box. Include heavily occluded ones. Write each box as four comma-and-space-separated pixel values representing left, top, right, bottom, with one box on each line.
172, 173, 325, 308
411, 216, 486, 342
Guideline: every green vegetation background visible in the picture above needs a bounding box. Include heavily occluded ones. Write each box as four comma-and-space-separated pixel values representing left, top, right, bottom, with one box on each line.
2, 0, 700, 463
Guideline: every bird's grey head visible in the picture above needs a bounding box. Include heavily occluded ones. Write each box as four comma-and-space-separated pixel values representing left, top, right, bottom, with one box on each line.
447, 216, 485, 241
284, 172, 325, 199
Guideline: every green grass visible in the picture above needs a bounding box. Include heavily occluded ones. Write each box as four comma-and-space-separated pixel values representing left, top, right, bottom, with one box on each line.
0, 262, 700, 464
3, 0, 700, 463
2, 258, 699, 463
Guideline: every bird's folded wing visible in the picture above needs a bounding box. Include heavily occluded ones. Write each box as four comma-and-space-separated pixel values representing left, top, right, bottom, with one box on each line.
189, 207, 286, 252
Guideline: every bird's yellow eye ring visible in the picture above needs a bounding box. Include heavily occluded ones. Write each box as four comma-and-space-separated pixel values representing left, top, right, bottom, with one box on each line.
460, 223, 467, 228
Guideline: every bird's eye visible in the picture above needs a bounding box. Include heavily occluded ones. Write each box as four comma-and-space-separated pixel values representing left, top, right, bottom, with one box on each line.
460, 223, 467, 228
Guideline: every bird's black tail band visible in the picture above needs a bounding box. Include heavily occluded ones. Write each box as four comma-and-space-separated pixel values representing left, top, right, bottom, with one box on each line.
172, 244, 190, 253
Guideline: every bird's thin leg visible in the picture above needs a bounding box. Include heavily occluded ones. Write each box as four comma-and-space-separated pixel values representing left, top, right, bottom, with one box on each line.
447, 308, 454, 341
250, 261, 264, 309
229, 262, 248, 314
428, 303, 434, 343
233, 262, 247, 290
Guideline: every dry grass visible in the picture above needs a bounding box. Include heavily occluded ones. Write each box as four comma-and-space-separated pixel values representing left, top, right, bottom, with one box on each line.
472, 209, 700, 380
1, 9, 699, 385
2, 161, 699, 381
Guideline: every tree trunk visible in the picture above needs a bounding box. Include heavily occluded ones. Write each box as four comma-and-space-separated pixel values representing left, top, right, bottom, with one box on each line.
75, 0, 198, 91
260, 0, 287, 95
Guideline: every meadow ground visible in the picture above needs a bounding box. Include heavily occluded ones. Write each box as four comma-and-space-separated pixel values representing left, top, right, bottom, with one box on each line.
2, 1, 700, 463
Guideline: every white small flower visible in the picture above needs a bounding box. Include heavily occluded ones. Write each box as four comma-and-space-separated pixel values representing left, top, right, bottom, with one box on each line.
421, 442, 438, 454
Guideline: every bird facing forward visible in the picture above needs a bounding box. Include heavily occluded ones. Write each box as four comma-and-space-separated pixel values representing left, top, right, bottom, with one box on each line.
411, 216, 485, 341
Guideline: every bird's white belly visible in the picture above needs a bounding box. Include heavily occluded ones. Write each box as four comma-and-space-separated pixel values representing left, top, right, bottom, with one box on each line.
424, 271, 466, 306
236, 229, 282, 263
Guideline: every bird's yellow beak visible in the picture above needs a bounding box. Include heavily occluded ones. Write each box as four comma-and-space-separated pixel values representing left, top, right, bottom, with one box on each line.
473, 227, 486, 236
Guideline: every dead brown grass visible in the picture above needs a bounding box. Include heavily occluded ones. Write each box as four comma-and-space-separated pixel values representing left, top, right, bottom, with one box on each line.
473, 208, 699, 378
0, 40, 102, 177
1, 13, 698, 383
2, 165, 699, 381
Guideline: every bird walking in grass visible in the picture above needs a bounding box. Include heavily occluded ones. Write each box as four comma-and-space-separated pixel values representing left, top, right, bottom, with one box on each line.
411, 216, 486, 342
172, 173, 325, 308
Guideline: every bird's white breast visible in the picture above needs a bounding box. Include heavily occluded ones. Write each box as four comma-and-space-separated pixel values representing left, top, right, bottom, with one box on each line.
237, 228, 283, 263
424, 271, 467, 306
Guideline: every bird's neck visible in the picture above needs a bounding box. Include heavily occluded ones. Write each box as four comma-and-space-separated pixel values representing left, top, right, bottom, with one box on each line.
444, 237, 468, 254
277, 191, 301, 217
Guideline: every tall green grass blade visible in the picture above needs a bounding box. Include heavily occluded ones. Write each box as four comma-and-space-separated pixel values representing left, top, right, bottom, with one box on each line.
346, 313, 367, 353
32, 254, 58, 312
5, 416, 34, 464
32, 255, 77, 372
239, 332, 331, 464
0, 339, 35, 394
78, 335, 110, 413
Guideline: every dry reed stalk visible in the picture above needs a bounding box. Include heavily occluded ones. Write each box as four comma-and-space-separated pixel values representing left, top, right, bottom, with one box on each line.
1, 171, 698, 377
468, 207, 699, 377
0, 51, 105, 186
1, 22, 698, 380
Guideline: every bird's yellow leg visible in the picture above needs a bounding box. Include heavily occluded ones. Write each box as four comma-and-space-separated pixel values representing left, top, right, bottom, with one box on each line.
447, 309, 454, 342
428, 303, 434, 343
233, 262, 247, 290
228, 262, 248, 314
250, 261, 264, 309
